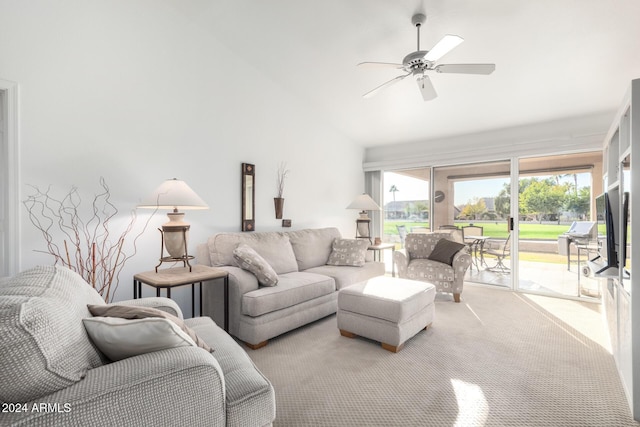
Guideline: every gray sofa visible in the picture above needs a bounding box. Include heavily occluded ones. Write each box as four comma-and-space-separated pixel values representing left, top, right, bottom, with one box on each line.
196, 228, 385, 349
0, 265, 275, 427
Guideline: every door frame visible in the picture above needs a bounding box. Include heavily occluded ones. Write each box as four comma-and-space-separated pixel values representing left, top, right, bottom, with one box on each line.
0, 79, 20, 277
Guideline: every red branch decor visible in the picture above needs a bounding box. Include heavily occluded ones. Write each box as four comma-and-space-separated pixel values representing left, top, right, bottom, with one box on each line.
23, 178, 154, 302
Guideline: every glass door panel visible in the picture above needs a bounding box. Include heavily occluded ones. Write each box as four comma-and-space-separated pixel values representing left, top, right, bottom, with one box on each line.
517, 153, 602, 299
433, 160, 512, 288
382, 168, 431, 249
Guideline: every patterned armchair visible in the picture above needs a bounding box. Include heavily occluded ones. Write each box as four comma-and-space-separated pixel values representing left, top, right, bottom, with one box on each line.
394, 232, 472, 302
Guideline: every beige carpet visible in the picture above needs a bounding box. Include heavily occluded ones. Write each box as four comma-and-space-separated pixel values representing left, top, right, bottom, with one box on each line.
247, 285, 640, 426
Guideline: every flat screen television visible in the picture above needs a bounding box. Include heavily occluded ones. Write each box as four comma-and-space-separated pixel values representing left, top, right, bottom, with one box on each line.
593, 192, 618, 273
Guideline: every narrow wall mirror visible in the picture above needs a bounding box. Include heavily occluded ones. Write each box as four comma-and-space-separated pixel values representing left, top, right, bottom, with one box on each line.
242, 163, 255, 231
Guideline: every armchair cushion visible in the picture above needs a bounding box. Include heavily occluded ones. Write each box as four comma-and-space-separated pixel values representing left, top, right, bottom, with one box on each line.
427, 239, 466, 266
233, 243, 279, 286
86, 304, 213, 354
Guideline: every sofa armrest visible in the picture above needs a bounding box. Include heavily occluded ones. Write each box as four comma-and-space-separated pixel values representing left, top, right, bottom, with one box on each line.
196, 242, 212, 266
394, 249, 409, 278
108, 297, 184, 319
3, 347, 226, 427
202, 266, 259, 337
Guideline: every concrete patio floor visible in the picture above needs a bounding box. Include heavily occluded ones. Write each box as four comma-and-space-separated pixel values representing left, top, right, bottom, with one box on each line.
466, 257, 601, 300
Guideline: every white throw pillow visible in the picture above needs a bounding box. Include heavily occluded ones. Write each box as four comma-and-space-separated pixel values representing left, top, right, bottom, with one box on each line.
82, 317, 197, 362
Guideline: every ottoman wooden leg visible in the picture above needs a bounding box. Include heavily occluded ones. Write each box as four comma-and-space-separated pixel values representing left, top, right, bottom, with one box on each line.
382, 342, 404, 353
340, 329, 356, 338
453, 293, 461, 303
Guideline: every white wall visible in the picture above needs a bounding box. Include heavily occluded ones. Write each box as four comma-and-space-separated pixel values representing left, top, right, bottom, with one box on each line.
0, 1, 365, 310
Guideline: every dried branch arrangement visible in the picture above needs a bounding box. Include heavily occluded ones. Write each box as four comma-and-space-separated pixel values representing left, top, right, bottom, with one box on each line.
23, 177, 153, 302
276, 162, 290, 198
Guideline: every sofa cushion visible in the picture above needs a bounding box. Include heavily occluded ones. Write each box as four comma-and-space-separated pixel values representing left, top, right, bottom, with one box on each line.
242, 272, 335, 317
185, 316, 276, 427
208, 232, 298, 274
233, 243, 278, 286
286, 227, 341, 270
87, 304, 213, 353
427, 239, 466, 266
305, 261, 386, 290
326, 238, 369, 267
0, 265, 106, 402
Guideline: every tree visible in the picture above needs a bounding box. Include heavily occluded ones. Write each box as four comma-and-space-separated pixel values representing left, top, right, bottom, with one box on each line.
389, 185, 399, 204
495, 184, 510, 218
564, 186, 590, 219
459, 198, 487, 220
519, 178, 567, 222
414, 201, 429, 219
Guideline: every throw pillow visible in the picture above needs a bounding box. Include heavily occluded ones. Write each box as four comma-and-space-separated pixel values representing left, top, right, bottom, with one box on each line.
233, 243, 279, 286
83, 317, 198, 362
427, 238, 466, 266
326, 238, 369, 267
86, 304, 212, 357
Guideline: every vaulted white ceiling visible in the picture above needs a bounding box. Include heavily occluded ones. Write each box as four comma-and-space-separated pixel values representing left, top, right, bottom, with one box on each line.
176, 0, 640, 148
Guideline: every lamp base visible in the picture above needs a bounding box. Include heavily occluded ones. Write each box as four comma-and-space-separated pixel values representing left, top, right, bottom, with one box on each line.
155, 223, 194, 273
355, 218, 372, 244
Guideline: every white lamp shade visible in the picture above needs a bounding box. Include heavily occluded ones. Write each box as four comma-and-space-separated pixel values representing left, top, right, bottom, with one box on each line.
346, 194, 381, 211
138, 178, 208, 211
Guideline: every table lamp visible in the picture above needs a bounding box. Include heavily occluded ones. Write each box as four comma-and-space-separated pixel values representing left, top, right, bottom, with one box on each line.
346, 193, 381, 242
138, 178, 208, 271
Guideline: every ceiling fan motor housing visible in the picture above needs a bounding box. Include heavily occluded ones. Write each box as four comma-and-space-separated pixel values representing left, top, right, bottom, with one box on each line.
402, 51, 434, 73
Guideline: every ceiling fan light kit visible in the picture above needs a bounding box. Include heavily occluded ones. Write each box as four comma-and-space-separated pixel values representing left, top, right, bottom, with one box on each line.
359, 13, 495, 101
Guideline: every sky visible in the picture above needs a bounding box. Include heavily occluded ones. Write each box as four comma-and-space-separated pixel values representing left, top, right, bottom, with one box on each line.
383, 172, 591, 206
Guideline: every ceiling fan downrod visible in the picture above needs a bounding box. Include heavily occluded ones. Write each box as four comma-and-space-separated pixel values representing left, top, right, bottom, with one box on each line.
412, 13, 426, 51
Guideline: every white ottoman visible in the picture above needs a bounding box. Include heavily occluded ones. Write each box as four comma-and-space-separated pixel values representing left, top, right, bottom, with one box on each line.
337, 276, 435, 352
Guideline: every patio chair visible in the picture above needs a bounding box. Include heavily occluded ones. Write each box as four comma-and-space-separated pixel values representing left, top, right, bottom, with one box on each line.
438, 225, 463, 243
396, 225, 407, 247
439, 225, 458, 230
462, 225, 484, 270
461, 225, 483, 239
482, 233, 511, 273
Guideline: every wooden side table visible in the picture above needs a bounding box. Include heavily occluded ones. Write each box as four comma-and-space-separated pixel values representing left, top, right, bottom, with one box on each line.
368, 243, 396, 277
133, 265, 229, 330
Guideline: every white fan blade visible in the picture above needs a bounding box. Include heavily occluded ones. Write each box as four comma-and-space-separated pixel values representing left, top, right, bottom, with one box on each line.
357, 61, 404, 69
424, 34, 464, 62
436, 64, 496, 75
363, 73, 410, 98
416, 76, 437, 101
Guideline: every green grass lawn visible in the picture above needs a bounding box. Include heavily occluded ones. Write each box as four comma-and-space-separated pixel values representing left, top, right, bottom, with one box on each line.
384, 221, 570, 240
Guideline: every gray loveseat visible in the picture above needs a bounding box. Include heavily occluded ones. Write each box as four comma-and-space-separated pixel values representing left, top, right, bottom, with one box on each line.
0, 265, 275, 427
196, 228, 385, 349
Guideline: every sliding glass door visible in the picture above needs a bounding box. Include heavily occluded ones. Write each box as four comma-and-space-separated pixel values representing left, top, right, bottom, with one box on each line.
381, 168, 431, 248
432, 160, 512, 288
516, 153, 602, 299
379, 151, 604, 301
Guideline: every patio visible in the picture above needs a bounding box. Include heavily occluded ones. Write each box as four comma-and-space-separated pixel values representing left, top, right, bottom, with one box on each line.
466, 256, 601, 300
377, 244, 602, 301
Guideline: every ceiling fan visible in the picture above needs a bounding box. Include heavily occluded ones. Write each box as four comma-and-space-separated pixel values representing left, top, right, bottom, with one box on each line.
359, 13, 495, 101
